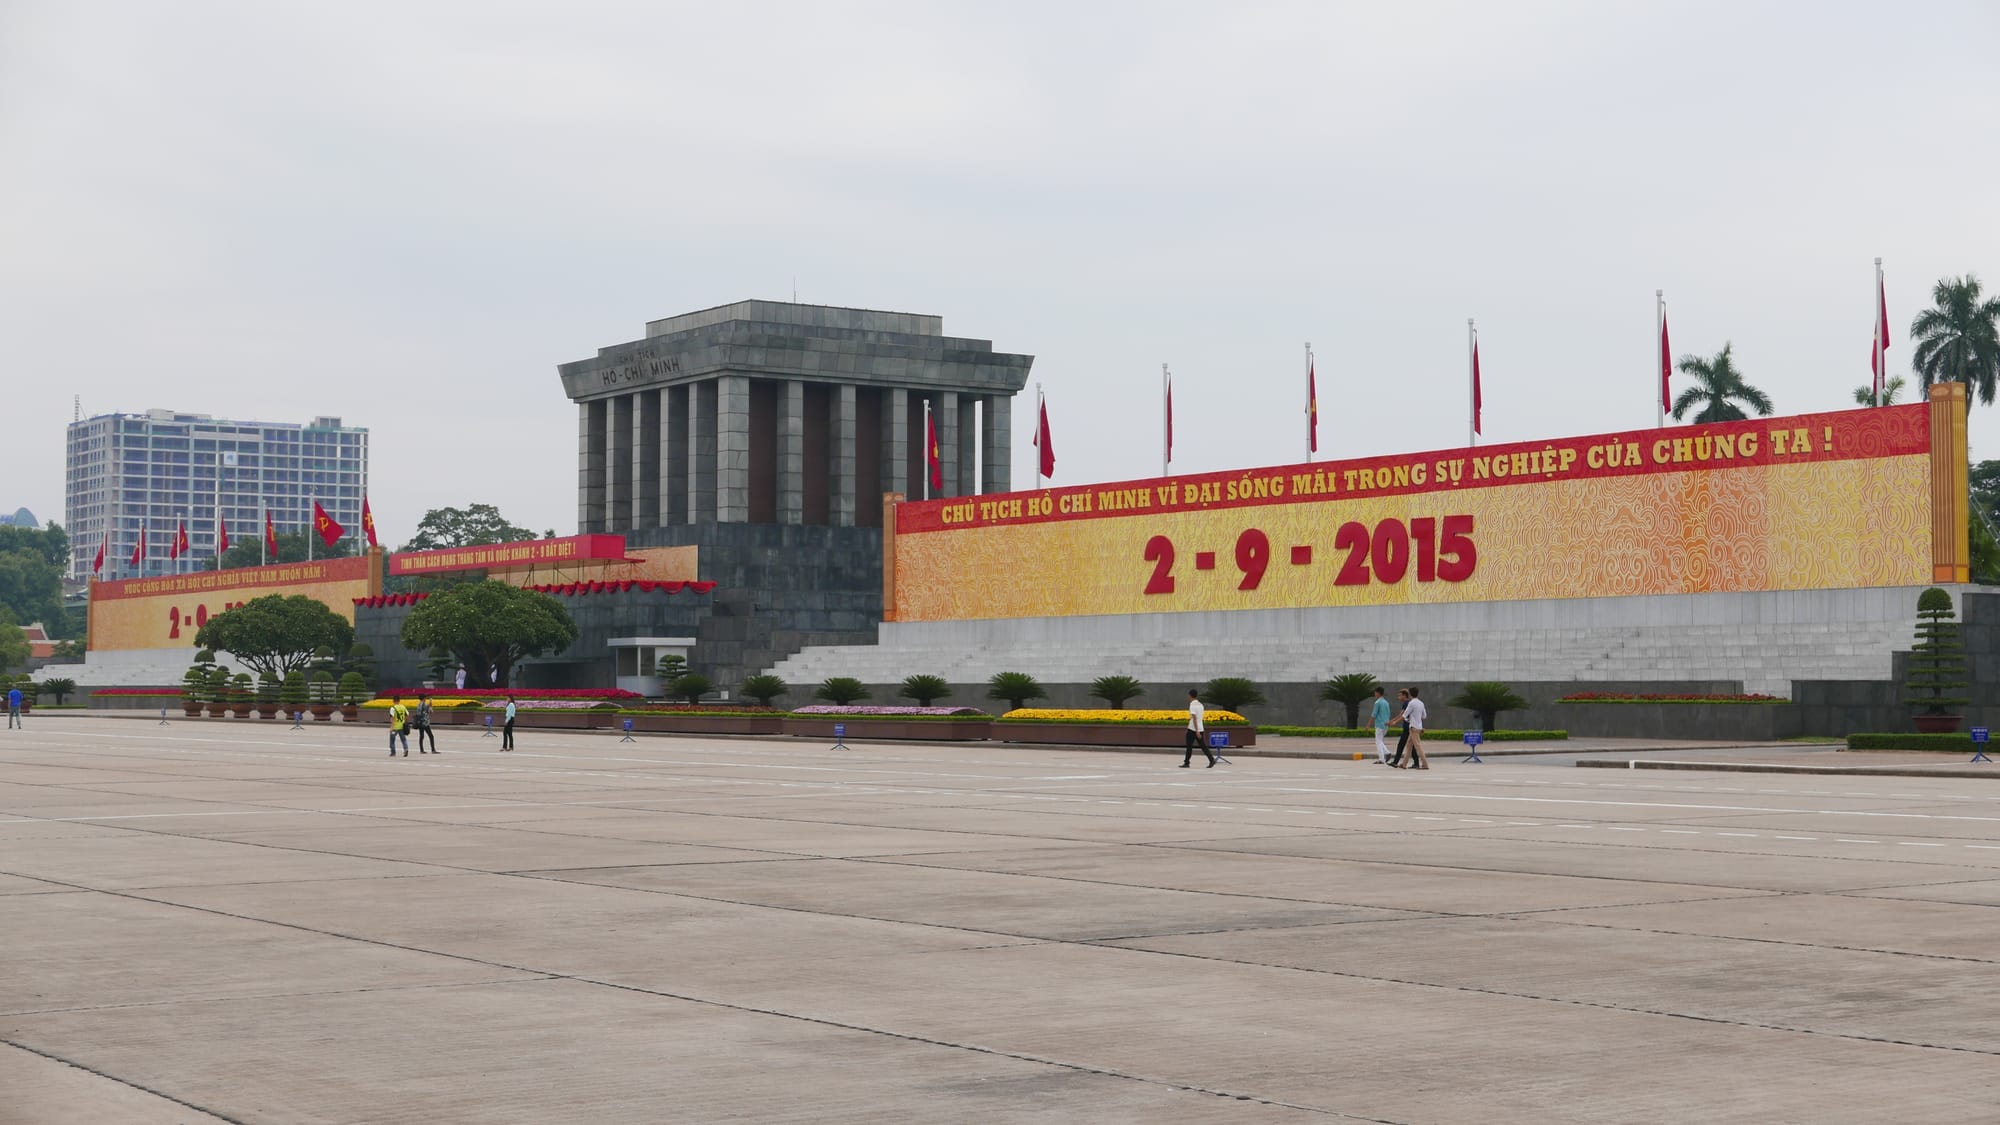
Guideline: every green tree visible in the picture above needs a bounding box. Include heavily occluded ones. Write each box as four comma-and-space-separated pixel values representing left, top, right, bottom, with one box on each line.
1447, 682, 1529, 731
39, 677, 76, 704
1088, 675, 1144, 709
398, 581, 578, 689
0, 522, 69, 571
898, 674, 952, 705
740, 674, 788, 707
1670, 343, 1774, 423
988, 671, 1047, 710
1202, 677, 1266, 714
280, 670, 309, 710
220, 528, 357, 570
193, 595, 355, 680
1852, 375, 1907, 406
814, 677, 870, 704
0, 550, 66, 637
1319, 672, 1381, 729
0, 608, 30, 672
400, 504, 539, 552
1904, 587, 1969, 716
1911, 275, 2000, 405
671, 673, 713, 704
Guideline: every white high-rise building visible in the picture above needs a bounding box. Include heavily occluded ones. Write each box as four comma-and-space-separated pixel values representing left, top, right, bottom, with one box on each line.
65, 410, 369, 580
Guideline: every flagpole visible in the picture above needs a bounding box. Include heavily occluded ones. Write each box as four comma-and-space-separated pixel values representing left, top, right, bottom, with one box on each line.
921, 403, 931, 502
309, 496, 315, 562
1656, 291, 1666, 428
1161, 364, 1170, 477
1467, 319, 1477, 447
1874, 257, 1885, 407
1034, 382, 1043, 489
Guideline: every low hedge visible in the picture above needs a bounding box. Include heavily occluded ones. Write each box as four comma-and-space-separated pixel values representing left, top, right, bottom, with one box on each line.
1263, 726, 1567, 741
1845, 732, 1981, 751
993, 716, 1249, 727
1558, 693, 1785, 704
616, 709, 785, 719
799, 713, 997, 722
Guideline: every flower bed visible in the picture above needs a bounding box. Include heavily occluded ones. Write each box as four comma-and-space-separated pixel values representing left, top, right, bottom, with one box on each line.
1558, 692, 1785, 704
782, 715, 993, 741
1262, 725, 1568, 741
374, 687, 643, 701
791, 705, 989, 717
996, 708, 1249, 725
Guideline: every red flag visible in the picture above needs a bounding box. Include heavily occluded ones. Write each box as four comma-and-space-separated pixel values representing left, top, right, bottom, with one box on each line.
1871, 269, 1891, 400
1471, 339, 1483, 436
264, 510, 278, 559
1033, 397, 1056, 479
1660, 311, 1673, 415
1166, 376, 1174, 465
172, 521, 189, 560
130, 525, 146, 568
361, 497, 379, 548
312, 501, 344, 547
924, 408, 943, 492
217, 513, 230, 555
1307, 358, 1319, 453
92, 538, 105, 575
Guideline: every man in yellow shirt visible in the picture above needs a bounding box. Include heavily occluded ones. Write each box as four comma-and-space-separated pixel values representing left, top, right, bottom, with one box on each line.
388, 697, 410, 757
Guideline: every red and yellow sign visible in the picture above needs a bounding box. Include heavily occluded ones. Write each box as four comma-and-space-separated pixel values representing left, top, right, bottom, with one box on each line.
889, 390, 1968, 623
88, 555, 380, 651
388, 534, 629, 577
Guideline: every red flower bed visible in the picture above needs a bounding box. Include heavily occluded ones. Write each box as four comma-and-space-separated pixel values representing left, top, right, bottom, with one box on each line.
1559, 692, 1785, 703
375, 687, 643, 700
633, 702, 780, 714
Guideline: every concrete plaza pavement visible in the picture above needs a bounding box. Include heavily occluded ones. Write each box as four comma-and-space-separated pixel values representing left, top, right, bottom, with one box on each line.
3, 717, 1998, 1123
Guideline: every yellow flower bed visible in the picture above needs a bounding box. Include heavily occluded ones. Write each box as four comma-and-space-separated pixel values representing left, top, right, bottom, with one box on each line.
1000, 708, 1248, 724
361, 697, 478, 709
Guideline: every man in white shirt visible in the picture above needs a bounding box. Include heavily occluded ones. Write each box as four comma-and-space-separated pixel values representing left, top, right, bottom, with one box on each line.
1400, 687, 1429, 769
1182, 688, 1218, 768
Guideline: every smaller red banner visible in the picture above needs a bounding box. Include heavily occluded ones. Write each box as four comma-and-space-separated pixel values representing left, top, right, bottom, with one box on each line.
389, 534, 631, 577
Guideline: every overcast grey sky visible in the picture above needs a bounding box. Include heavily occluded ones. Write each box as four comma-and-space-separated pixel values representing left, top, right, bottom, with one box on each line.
5, 1, 1997, 547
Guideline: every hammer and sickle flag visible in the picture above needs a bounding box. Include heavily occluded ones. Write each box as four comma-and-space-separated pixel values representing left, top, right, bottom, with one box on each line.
313, 501, 345, 548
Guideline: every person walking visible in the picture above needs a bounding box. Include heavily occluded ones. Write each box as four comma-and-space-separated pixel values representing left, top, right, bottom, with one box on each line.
6, 684, 22, 729
387, 697, 411, 757
454, 665, 467, 691
1181, 688, 1218, 768
1387, 689, 1413, 767
1399, 687, 1430, 769
413, 694, 438, 754
1370, 685, 1393, 765
501, 695, 517, 751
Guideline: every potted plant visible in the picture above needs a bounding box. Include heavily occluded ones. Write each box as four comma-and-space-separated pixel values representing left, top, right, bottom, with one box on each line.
337, 671, 367, 721
228, 673, 255, 718
1905, 586, 1969, 733
280, 669, 309, 721
206, 667, 233, 717
181, 664, 209, 717
308, 670, 336, 720
254, 672, 282, 719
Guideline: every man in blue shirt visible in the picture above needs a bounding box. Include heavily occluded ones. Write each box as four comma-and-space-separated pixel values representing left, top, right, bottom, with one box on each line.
6, 684, 21, 729
1370, 685, 1392, 764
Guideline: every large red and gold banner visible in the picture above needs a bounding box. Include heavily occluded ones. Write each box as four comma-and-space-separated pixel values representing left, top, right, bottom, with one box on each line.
890, 397, 1966, 623
89, 555, 378, 651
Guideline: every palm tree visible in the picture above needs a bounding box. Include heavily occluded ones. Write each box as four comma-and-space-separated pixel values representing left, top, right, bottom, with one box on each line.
1910, 275, 2000, 405
1852, 375, 1907, 407
1671, 343, 1774, 423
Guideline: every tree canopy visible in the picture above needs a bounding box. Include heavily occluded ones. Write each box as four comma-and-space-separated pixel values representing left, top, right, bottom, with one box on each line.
193, 595, 356, 679
401, 504, 546, 552
0, 607, 29, 672
1670, 343, 1773, 423
0, 523, 71, 637
220, 528, 357, 570
1911, 275, 2000, 405
398, 581, 577, 688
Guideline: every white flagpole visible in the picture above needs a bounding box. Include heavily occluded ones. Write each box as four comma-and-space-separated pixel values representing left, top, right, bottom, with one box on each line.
309, 495, 315, 562
1874, 257, 1885, 407
922, 402, 931, 502
1467, 318, 1478, 447
1034, 382, 1043, 490
1161, 364, 1170, 477
1656, 290, 1666, 428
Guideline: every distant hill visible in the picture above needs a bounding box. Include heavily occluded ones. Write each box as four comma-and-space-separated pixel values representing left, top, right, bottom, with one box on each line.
0, 508, 37, 528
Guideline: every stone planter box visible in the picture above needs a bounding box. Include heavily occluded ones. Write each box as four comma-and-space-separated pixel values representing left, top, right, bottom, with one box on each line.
1913, 713, 1964, 733
516, 711, 595, 730
627, 714, 785, 736
309, 705, 336, 722
995, 722, 1257, 748
206, 703, 230, 718
782, 717, 994, 741
439, 708, 489, 726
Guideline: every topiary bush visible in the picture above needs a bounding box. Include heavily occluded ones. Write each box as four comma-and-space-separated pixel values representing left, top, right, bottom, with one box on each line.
1447, 681, 1529, 732
898, 674, 952, 705
1088, 675, 1144, 709
39, 677, 76, 705
740, 674, 788, 707
280, 670, 309, 710
1202, 677, 1265, 714
988, 671, 1046, 710
1320, 672, 1380, 729
672, 673, 713, 704
814, 677, 870, 705
337, 671, 367, 706
1905, 586, 1969, 722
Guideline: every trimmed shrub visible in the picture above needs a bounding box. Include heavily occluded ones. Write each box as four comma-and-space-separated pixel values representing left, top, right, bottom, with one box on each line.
814, 677, 870, 705
1202, 677, 1266, 714
740, 674, 788, 707
1846, 732, 1978, 751
898, 674, 952, 705
988, 671, 1047, 710
1088, 675, 1144, 709
1447, 681, 1528, 732
1320, 673, 1380, 729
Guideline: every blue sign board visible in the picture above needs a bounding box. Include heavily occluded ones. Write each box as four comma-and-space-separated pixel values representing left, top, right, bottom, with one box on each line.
1463, 731, 1484, 746
834, 723, 846, 739
1973, 727, 1989, 744
1207, 732, 1230, 748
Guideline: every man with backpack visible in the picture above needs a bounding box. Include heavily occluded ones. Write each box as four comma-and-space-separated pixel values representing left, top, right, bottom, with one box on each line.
388, 697, 410, 757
